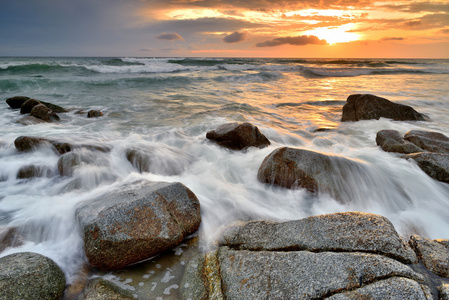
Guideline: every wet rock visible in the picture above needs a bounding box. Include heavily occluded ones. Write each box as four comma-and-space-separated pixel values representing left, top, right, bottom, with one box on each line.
20, 98, 41, 114
409, 234, 449, 277
326, 277, 428, 300
436, 239, 449, 249
0, 252, 66, 300
39, 100, 67, 113
30, 104, 60, 122
17, 165, 53, 179
257, 147, 369, 199
6, 96, 30, 109
439, 284, 449, 300
0, 227, 24, 253
217, 247, 423, 299
14, 136, 71, 154
404, 130, 449, 154
76, 181, 201, 270
15, 115, 47, 125
220, 212, 417, 264
405, 152, 449, 183
341, 94, 426, 122
78, 278, 135, 300
376, 129, 423, 154
126, 145, 192, 176
206, 122, 270, 150
57, 151, 95, 176
87, 110, 103, 118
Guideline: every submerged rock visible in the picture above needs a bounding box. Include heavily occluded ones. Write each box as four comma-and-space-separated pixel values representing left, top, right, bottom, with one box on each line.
30, 104, 60, 122
14, 136, 110, 155
76, 181, 201, 270
257, 147, 369, 200
341, 94, 426, 122
87, 110, 103, 118
15, 116, 47, 126
206, 122, 270, 150
409, 234, 449, 277
6, 96, 30, 109
78, 278, 135, 300
0, 227, 24, 253
220, 212, 417, 264
20, 98, 42, 114
404, 130, 449, 154
405, 152, 449, 183
376, 129, 423, 154
17, 164, 53, 179
0, 252, 66, 300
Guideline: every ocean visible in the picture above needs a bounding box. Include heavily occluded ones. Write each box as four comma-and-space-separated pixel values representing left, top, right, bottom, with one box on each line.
1, 57, 449, 283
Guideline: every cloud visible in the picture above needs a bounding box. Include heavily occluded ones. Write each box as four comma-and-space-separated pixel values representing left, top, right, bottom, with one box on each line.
381, 37, 405, 41
155, 32, 184, 41
256, 35, 328, 47
223, 31, 247, 43
382, 2, 449, 13
139, 48, 153, 51
441, 28, 449, 34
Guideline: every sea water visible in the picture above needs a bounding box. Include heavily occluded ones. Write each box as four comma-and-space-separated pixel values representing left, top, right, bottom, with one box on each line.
1, 57, 449, 281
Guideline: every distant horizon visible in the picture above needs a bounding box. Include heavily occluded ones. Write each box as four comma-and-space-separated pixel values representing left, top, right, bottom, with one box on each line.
1, 1, 448, 58
1, 56, 448, 60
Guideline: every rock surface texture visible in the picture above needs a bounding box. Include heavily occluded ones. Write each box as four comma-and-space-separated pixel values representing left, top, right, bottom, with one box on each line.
409, 234, 449, 277
30, 104, 60, 122
78, 278, 135, 300
0, 252, 66, 300
341, 94, 426, 122
206, 122, 270, 150
76, 181, 201, 270
376, 129, 423, 154
181, 212, 433, 300
404, 130, 449, 154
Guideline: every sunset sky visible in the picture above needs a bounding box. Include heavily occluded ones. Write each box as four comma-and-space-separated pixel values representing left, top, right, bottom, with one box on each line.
1, 0, 448, 58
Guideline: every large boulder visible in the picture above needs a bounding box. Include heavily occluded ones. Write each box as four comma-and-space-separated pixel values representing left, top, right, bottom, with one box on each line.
6, 96, 30, 109
14, 136, 71, 154
405, 152, 449, 183
206, 122, 270, 150
409, 234, 449, 277
219, 212, 417, 264
257, 147, 371, 200
341, 94, 426, 122
376, 129, 423, 154
76, 181, 201, 270
0, 252, 66, 300
20, 98, 42, 114
39, 100, 67, 113
87, 110, 103, 118
30, 104, 60, 122
404, 130, 449, 154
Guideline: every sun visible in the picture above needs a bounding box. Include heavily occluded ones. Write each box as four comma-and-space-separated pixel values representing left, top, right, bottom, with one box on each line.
303, 24, 360, 45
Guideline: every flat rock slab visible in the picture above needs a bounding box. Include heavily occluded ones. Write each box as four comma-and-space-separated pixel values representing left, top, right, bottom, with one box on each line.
341, 94, 426, 122
409, 234, 449, 277
0, 252, 66, 300
217, 247, 424, 300
78, 278, 134, 300
76, 181, 201, 270
220, 212, 417, 264
206, 122, 270, 150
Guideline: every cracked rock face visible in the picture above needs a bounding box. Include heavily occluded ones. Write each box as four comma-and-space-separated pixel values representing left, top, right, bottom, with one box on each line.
404, 130, 449, 154
181, 212, 432, 300
76, 181, 201, 270
409, 234, 449, 278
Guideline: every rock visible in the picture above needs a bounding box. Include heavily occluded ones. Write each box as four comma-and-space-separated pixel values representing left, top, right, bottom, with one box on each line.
404, 130, 449, 154
220, 212, 417, 264
30, 104, 60, 122
78, 278, 135, 300
57, 152, 93, 176
216, 247, 423, 299
439, 284, 449, 300
257, 147, 369, 200
206, 122, 270, 150
76, 181, 201, 270
14, 136, 71, 154
409, 234, 449, 277
436, 239, 449, 249
341, 94, 426, 122
17, 165, 53, 179
15, 116, 47, 125
405, 152, 449, 183
126, 145, 192, 176
6, 96, 30, 109
326, 277, 428, 300
376, 129, 423, 154
87, 110, 103, 118
0, 252, 66, 300
20, 98, 41, 114
0, 227, 23, 253
40, 100, 67, 113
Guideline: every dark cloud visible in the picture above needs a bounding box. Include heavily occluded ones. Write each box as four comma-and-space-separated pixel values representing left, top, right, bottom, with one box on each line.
441, 28, 449, 34
382, 2, 449, 13
223, 31, 247, 43
381, 37, 405, 41
405, 20, 423, 27
155, 32, 185, 41
256, 35, 327, 47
